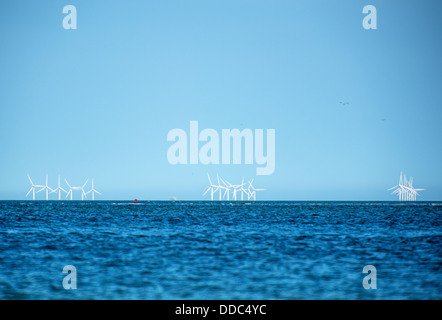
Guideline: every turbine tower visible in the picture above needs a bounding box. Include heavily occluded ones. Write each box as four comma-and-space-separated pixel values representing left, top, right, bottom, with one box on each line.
222, 179, 243, 201
26, 174, 44, 200
231, 184, 241, 200
50, 175, 67, 200
239, 178, 250, 200
36, 174, 54, 200
65, 179, 88, 200
80, 179, 88, 200
247, 179, 265, 201
86, 179, 102, 200
65, 179, 74, 200
203, 174, 219, 201
219, 176, 231, 200
216, 175, 227, 201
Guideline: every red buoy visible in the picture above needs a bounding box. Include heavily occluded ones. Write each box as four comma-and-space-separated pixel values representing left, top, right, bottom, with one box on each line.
134, 199, 138, 203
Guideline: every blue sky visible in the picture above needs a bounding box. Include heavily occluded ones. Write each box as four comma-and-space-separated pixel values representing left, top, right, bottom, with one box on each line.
0, 0, 441, 200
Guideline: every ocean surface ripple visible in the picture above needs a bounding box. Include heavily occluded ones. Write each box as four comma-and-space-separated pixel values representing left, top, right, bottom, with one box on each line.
0, 201, 440, 299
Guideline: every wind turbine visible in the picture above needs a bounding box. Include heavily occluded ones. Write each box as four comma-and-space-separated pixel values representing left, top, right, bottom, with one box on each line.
65, 179, 74, 200
239, 178, 250, 201
80, 179, 88, 200
221, 177, 251, 201
219, 177, 231, 200
405, 176, 424, 201
50, 175, 67, 200
36, 174, 54, 200
26, 174, 44, 200
247, 179, 265, 201
65, 179, 88, 200
216, 174, 229, 201
388, 172, 424, 201
230, 183, 242, 201
86, 179, 102, 200
222, 178, 239, 200
388, 172, 406, 200
203, 174, 219, 201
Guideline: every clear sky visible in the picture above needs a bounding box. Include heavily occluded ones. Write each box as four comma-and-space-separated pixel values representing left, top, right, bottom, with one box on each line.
0, 0, 441, 200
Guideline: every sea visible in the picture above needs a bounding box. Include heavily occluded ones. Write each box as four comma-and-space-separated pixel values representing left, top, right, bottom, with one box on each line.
0, 201, 440, 300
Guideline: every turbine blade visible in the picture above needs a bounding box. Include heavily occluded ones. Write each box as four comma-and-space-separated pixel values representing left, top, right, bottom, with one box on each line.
219, 177, 228, 187
203, 187, 211, 196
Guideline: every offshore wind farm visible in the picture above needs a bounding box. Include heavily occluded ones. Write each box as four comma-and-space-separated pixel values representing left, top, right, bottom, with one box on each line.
203, 174, 265, 201
25, 172, 426, 202
26, 175, 101, 201
388, 172, 425, 201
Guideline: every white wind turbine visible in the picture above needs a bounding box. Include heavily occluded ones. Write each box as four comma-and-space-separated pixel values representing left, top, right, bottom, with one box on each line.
36, 174, 54, 200
405, 176, 424, 201
222, 179, 239, 200
65, 179, 88, 200
65, 179, 74, 200
50, 175, 67, 200
203, 174, 219, 201
231, 183, 243, 201
223, 178, 247, 201
219, 177, 231, 200
215, 175, 228, 201
388, 172, 424, 201
247, 179, 265, 201
80, 179, 88, 200
204, 175, 265, 201
26, 174, 44, 200
239, 178, 250, 201
387, 172, 404, 200
86, 179, 102, 200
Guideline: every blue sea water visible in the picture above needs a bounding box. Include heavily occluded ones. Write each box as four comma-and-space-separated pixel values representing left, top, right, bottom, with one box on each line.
0, 201, 440, 300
